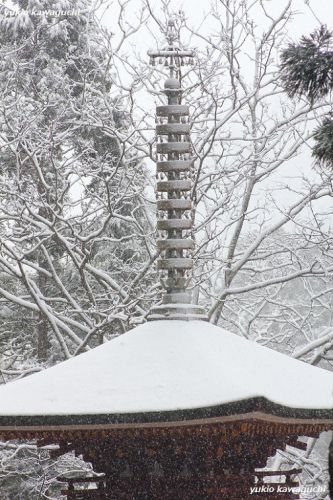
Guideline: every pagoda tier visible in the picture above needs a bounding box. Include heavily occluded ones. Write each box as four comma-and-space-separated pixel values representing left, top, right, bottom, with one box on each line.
0, 410, 331, 499
0, 320, 331, 499
0, 19, 332, 500
146, 20, 207, 322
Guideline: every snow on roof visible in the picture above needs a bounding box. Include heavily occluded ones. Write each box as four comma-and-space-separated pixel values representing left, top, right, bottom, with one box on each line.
0, 320, 332, 416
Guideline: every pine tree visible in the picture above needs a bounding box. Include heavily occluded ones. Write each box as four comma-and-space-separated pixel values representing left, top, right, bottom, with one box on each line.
280, 25, 333, 167
281, 24, 333, 495
0, 0, 152, 496
0, 0, 151, 370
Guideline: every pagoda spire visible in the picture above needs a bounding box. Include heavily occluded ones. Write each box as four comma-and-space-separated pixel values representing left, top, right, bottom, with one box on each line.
147, 19, 207, 321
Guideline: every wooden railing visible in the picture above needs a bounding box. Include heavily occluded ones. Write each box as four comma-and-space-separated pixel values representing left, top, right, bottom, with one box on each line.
57, 476, 106, 499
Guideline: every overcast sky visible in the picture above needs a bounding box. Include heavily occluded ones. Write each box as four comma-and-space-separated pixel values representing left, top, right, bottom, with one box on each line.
4, 0, 333, 228
101, 0, 330, 44
98, 0, 333, 228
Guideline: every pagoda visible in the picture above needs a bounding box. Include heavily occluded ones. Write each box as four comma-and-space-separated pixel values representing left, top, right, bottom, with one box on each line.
0, 19, 332, 500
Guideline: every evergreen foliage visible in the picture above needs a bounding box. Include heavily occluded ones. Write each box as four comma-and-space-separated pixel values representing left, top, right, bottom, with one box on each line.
312, 114, 333, 166
0, 0, 151, 377
0, 0, 153, 496
280, 25, 333, 102
281, 25, 333, 168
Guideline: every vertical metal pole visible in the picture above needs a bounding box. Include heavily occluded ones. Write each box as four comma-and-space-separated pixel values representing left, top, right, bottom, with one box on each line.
147, 20, 207, 321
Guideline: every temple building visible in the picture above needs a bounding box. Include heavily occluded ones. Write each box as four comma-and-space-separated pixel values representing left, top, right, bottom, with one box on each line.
0, 19, 332, 500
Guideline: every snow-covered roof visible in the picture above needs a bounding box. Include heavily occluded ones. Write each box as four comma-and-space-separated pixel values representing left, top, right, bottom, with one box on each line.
0, 320, 332, 417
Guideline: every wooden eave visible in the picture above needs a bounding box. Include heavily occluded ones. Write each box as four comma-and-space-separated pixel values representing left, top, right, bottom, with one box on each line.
0, 397, 331, 440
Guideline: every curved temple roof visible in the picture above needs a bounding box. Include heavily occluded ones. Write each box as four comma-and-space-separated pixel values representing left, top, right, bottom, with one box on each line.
0, 321, 332, 423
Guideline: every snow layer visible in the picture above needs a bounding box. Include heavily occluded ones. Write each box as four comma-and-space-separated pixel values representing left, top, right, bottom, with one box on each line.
0, 320, 332, 415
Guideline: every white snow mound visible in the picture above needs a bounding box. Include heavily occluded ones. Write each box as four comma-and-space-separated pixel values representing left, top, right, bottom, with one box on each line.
0, 320, 332, 415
